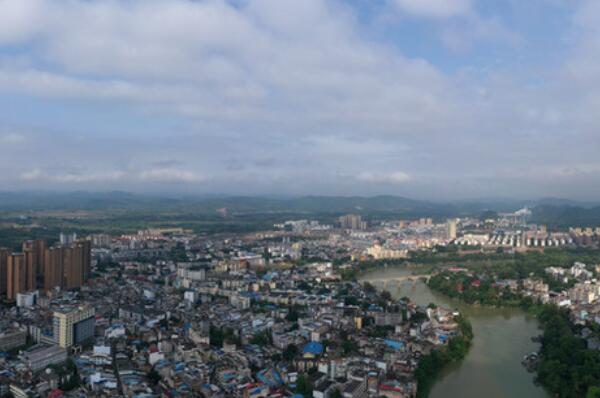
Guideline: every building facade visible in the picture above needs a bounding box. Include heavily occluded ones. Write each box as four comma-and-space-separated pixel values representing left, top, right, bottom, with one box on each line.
53, 305, 96, 348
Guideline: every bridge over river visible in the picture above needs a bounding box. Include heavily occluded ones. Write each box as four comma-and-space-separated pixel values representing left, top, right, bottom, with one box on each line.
364, 274, 433, 288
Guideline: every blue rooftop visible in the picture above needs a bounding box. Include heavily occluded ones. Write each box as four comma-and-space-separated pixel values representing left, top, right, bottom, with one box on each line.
303, 341, 324, 355
384, 339, 404, 350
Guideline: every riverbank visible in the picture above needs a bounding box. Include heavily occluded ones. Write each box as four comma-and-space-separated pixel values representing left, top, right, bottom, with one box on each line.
415, 316, 473, 398
360, 267, 549, 398
426, 273, 600, 398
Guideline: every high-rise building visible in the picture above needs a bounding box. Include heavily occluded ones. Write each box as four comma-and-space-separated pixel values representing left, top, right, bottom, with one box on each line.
79, 240, 91, 283
90, 234, 111, 248
43, 240, 91, 292
53, 305, 95, 348
339, 214, 367, 230
7, 253, 26, 301
44, 247, 64, 291
23, 248, 37, 292
0, 248, 8, 296
447, 219, 457, 240
59, 232, 77, 246
22, 239, 46, 281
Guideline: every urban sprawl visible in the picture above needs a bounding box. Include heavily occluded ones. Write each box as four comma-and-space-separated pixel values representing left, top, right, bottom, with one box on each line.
1, 209, 600, 397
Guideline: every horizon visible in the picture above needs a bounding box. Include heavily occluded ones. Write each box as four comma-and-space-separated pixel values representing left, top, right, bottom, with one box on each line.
2, 0, 600, 199
0, 190, 600, 206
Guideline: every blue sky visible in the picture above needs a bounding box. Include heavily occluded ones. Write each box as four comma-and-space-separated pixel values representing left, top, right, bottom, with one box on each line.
0, 0, 599, 199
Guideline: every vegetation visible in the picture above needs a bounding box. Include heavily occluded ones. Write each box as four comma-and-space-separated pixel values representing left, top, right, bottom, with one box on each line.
209, 326, 240, 347
283, 344, 298, 361
428, 273, 531, 307
249, 330, 272, 346
536, 305, 600, 398
415, 316, 473, 398
295, 373, 313, 396
425, 250, 600, 398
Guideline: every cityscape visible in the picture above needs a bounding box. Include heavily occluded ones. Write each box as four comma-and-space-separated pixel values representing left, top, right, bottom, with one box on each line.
1, 204, 600, 397
2, 0, 600, 397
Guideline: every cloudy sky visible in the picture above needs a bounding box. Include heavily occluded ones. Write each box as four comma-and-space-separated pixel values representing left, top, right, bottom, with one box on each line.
0, 0, 599, 199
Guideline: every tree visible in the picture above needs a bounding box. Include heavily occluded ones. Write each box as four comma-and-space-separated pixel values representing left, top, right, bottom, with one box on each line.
363, 281, 377, 293
380, 290, 392, 301
147, 368, 161, 385
286, 306, 300, 322
250, 330, 272, 346
330, 388, 343, 398
586, 386, 600, 398
283, 344, 298, 361
295, 374, 313, 396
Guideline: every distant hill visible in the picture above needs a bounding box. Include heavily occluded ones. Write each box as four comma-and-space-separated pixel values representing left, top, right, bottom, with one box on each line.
531, 204, 600, 227
0, 191, 595, 224
0, 191, 491, 217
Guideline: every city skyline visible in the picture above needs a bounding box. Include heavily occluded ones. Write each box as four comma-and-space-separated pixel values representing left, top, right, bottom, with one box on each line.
1, 0, 600, 199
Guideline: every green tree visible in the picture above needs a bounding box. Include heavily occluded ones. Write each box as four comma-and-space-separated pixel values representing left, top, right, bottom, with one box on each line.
283, 344, 298, 361
295, 373, 313, 396
330, 388, 343, 398
586, 386, 600, 398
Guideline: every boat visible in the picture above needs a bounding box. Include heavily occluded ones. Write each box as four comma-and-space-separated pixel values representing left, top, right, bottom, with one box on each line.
521, 352, 539, 372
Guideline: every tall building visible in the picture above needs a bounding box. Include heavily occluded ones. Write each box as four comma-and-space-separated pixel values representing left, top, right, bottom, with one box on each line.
90, 234, 111, 248
43, 240, 91, 291
53, 305, 95, 348
22, 239, 46, 281
79, 240, 92, 283
59, 232, 77, 246
64, 240, 91, 289
0, 248, 8, 296
7, 253, 26, 301
447, 219, 457, 240
339, 214, 367, 230
44, 247, 64, 291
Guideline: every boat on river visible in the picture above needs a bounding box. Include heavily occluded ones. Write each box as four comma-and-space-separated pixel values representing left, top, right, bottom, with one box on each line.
522, 352, 539, 372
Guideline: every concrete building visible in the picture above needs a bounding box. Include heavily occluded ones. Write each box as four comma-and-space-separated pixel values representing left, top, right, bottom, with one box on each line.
53, 305, 96, 348
0, 248, 8, 296
20, 345, 68, 372
0, 328, 27, 351
446, 219, 457, 240
59, 232, 77, 246
366, 244, 407, 260
16, 290, 39, 308
7, 253, 26, 301
22, 239, 46, 283
339, 214, 367, 230
43, 240, 91, 291
44, 246, 64, 291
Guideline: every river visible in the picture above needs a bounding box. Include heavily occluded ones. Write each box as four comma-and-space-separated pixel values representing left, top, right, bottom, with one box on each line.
360, 267, 550, 398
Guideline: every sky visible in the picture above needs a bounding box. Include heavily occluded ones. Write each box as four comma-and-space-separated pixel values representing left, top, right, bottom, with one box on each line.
0, 0, 599, 199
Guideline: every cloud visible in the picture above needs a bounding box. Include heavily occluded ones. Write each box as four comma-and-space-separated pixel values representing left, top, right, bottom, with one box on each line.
393, 0, 471, 18
0, 132, 26, 143
20, 169, 127, 183
53, 171, 127, 184
0, 0, 598, 198
139, 168, 204, 183
20, 168, 43, 181
20, 167, 203, 185
0, 0, 456, 138
354, 171, 411, 184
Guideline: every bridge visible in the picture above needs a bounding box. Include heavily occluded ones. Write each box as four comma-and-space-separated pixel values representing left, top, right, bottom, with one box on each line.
363, 274, 433, 289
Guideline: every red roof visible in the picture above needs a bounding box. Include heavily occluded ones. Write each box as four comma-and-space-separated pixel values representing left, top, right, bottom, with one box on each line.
379, 384, 402, 392
48, 389, 64, 398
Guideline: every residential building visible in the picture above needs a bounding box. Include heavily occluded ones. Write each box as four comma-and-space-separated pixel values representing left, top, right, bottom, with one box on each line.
53, 305, 96, 348
7, 253, 26, 300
